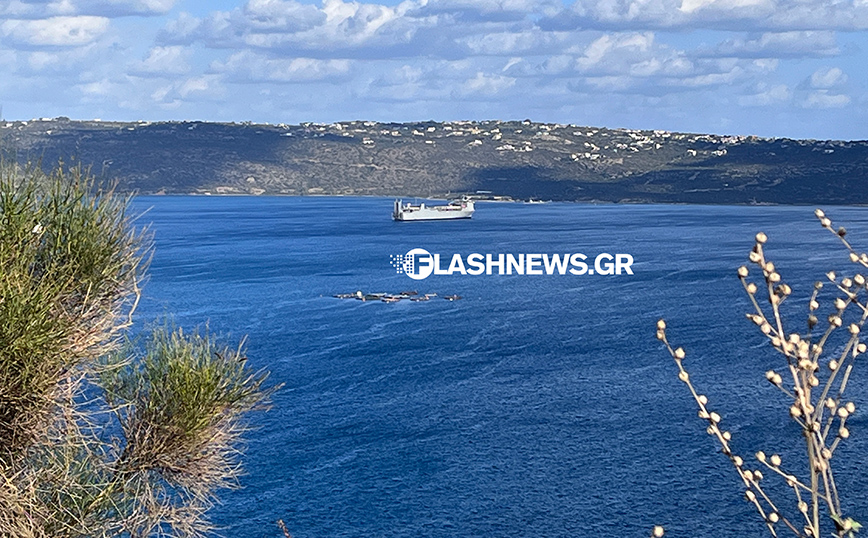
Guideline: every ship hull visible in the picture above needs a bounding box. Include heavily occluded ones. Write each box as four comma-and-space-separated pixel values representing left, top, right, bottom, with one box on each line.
394, 211, 473, 221
393, 199, 474, 221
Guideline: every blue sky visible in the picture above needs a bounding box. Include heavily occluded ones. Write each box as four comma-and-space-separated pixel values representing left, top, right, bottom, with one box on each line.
1, 0, 867, 139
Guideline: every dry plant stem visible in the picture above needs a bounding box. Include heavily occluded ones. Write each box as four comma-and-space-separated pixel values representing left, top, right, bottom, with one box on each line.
659, 215, 868, 538
660, 334, 796, 537
277, 519, 292, 538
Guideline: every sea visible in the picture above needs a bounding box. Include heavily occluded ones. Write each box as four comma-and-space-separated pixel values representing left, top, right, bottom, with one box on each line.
130, 196, 868, 538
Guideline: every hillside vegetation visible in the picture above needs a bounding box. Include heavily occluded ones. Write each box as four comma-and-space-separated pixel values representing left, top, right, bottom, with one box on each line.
2, 118, 867, 204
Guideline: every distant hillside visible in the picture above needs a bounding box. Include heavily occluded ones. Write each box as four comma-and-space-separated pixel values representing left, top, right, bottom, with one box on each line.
2, 118, 867, 204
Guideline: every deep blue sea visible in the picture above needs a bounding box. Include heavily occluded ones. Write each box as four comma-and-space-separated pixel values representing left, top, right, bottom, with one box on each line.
130, 197, 868, 538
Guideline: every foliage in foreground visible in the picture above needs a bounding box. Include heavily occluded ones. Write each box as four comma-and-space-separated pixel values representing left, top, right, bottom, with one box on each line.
657, 210, 865, 538
0, 162, 275, 538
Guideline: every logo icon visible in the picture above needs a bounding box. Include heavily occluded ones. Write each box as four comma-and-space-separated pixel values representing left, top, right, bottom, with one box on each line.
390, 248, 434, 280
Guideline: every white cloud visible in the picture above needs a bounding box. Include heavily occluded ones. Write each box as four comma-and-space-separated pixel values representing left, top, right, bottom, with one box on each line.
163, 0, 418, 54
0, 0, 176, 18
803, 90, 851, 108
0, 16, 109, 47
543, 0, 868, 31
151, 74, 225, 108
738, 83, 790, 106
575, 32, 695, 79
410, 0, 560, 22
131, 45, 191, 76
810, 67, 847, 89
457, 71, 516, 96
212, 51, 352, 83
708, 31, 839, 58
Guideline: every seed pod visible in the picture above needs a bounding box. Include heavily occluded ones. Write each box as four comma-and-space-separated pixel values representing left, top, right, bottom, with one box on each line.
838, 227, 847, 237
821, 448, 831, 460
652, 526, 664, 538
821, 217, 831, 227
825, 398, 836, 410
846, 402, 855, 413
756, 232, 768, 244
856, 274, 865, 285
747, 283, 758, 294
738, 266, 749, 278
808, 315, 818, 329
745, 490, 756, 502
756, 451, 766, 462
656, 330, 665, 340
790, 405, 802, 418
749, 251, 761, 263
657, 319, 666, 330
851, 252, 860, 263
678, 371, 689, 382
810, 300, 819, 310
733, 455, 743, 466
768, 512, 779, 523
722, 431, 731, 441
835, 298, 847, 310
815, 209, 826, 218
843, 277, 853, 288
850, 324, 860, 335
710, 412, 721, 423
838, 407, 850, 419
698, 395, 708, 405
798, 501, 808, 513
828, 271, 837, 282
839, 427, 850, 439
769, 272, 781, 283
674, 347, 686, 360
829, 360, 839, 371
770, 454, 782, 466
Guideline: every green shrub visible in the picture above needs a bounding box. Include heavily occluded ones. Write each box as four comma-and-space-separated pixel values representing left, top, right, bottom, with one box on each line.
0, 162, 275, 538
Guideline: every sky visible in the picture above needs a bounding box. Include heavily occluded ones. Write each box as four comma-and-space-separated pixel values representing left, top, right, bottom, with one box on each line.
1, 0, 867, 140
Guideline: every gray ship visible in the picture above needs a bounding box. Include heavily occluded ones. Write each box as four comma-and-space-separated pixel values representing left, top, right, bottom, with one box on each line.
392, 199, 475, 221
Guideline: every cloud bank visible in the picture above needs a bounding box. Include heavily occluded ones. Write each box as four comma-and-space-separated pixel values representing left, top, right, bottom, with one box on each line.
0, 0, 865, 139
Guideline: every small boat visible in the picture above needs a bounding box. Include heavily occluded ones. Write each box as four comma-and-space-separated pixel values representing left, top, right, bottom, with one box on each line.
443, 294, 462, 301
